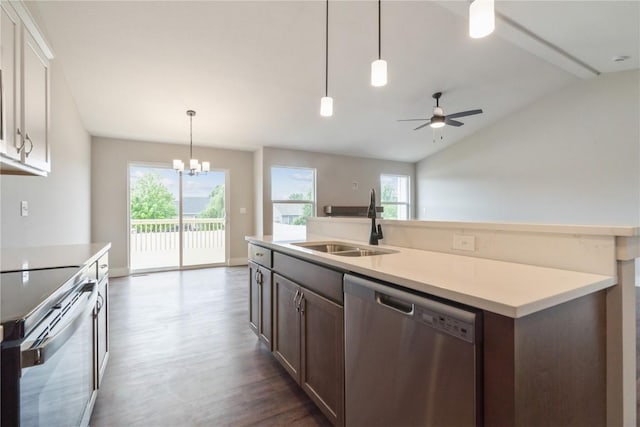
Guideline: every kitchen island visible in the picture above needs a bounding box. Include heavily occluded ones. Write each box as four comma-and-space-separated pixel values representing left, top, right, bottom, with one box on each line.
246, 230, 623, 426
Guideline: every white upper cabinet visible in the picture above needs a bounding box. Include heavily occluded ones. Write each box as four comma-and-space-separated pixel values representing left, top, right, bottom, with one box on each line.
1, 1, 52, 176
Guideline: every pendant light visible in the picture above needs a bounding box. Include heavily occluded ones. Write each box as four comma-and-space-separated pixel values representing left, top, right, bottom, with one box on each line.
370, 0, 387, 87
320, 0, 333, 117
469, 0, 495, 39
173, 110, 210, 175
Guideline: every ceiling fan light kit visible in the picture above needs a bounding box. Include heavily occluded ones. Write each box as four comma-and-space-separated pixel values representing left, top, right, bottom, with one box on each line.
469, 0, 495, 39
173, 110, 210, 176
430, 116, 446, 129
398, 92, 484, 132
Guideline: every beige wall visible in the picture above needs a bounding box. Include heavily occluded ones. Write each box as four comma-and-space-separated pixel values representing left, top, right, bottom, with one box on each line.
1, 60, 91, 248
416, 70, 640, 226
91, 137, 253, 274
258, 147, 415, 235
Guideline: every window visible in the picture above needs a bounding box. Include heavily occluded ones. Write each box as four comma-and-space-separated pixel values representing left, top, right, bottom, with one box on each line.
380, 174, 410, 220
271, 166, 316, 240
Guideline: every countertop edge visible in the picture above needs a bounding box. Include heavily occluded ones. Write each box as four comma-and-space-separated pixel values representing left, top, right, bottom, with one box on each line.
246, 236, 616, 318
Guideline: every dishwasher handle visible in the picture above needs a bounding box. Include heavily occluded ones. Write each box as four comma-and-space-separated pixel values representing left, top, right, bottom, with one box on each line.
376, 293, 414, 316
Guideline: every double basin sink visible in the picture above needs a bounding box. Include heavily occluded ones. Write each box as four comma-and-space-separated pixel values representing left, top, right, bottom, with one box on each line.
292, 241, 397, 257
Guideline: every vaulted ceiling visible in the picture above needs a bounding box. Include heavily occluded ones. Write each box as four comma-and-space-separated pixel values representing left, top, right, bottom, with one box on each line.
32, 1, 639, 162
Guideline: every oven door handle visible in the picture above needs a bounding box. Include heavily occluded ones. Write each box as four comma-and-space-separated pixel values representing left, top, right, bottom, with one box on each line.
21, 281, 98, 369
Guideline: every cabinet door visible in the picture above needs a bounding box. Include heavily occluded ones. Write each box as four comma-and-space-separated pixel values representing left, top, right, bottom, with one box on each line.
0, 3, 21, 160
248, 261, 260, 336
300, 288, 344, 426
21, 29, 49, 172
273, 274, 300, 381
258, 268, 272, 349
96, 278, 109, 386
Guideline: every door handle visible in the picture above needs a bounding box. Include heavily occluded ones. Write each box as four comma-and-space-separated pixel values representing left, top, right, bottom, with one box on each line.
299, 293, 305, 314
376, 292, 415, 316
294, 289, 301, 311
24, 134, 34, 157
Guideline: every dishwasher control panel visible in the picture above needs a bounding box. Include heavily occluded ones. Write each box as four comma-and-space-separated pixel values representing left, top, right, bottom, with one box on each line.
416, 306, 476, 344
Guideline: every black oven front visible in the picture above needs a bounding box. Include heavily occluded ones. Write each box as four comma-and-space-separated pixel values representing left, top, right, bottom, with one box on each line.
2, 280, 97, 427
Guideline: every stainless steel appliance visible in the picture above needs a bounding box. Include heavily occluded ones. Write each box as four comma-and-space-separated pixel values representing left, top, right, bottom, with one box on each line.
344, 274, 482, 427
1, 267, 98, 427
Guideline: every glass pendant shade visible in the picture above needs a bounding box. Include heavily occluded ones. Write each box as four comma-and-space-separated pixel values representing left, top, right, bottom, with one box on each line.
202, 161, 210, 173
469, 0, 495, 38
190, 158, 199, 170
320, 96, 333, 117
371, 59, 387, 87
173, 159, 184, 171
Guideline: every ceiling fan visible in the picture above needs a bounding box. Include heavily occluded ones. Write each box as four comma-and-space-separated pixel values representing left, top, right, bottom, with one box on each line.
398, 92, 483, 131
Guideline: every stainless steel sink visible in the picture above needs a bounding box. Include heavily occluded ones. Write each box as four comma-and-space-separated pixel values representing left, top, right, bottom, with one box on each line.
291, 241, 397, 257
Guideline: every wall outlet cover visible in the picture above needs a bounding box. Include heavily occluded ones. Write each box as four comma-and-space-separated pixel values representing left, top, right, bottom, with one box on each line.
20, 201, 29, 217
453, 234, 475, 251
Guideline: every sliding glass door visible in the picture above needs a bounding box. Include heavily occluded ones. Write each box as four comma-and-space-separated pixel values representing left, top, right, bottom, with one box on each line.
129, 164, 227, 271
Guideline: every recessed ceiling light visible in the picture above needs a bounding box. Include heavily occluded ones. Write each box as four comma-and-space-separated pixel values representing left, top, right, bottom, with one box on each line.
612, 55, 630, 62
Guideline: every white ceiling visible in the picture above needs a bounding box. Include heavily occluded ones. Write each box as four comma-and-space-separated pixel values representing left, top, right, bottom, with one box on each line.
32, 1, 639, 162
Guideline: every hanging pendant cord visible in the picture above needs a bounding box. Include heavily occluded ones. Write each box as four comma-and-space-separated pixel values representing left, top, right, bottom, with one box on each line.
325, 0, 329, 97
378, 0, 381, 59
189, 114, 193, 159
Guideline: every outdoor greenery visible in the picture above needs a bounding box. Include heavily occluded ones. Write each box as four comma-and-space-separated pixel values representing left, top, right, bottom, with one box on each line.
130, 172, 177, 220
381, 183, 398, 219
200, 184, 225, 218
289, 192, 313, 225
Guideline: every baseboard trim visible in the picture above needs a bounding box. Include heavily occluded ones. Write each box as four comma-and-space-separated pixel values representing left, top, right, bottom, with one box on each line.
110, 267, 130, 278
228, 257, 248, 266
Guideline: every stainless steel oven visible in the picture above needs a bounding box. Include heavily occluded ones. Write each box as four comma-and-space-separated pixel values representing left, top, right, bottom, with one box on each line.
1, 267, 97, 427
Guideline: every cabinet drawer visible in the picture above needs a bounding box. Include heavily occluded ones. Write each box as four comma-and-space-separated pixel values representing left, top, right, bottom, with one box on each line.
249, 244, 272, 268
273, 252, 343, 305
97, 252, 109, 282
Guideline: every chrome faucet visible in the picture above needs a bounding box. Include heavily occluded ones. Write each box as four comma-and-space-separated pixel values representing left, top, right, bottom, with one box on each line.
368, 188, 383, 245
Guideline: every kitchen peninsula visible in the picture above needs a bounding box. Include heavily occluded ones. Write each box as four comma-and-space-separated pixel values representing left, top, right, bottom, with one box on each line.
247, 217, 639, 426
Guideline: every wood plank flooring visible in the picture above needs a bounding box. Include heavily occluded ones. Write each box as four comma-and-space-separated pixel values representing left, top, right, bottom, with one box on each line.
90, 267, 330, 426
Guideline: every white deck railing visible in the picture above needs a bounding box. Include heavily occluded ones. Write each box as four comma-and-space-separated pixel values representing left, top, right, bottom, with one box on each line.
130, 218, 225, 252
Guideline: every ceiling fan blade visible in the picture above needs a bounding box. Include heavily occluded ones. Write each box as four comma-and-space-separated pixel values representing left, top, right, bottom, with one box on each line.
414, 121, 431, 131
445, 118, 464, 127
397, 119, 428, 122
446, 109, 483, 119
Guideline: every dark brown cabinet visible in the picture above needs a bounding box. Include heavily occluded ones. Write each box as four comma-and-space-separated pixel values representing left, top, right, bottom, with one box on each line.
248, 243, 273, 350
273, 272, 344, 427
248, 260, 272, 349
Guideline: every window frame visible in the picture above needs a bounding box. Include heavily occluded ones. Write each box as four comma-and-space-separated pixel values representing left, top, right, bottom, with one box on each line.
270, 166, 317, 237
380, 173, 411, 220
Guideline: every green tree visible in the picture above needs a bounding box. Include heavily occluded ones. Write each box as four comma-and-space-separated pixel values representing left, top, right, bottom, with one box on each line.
130, 172, 177, 220
200, 184, 225, 218
288, 192, 313, 225
381, 183, 398, 219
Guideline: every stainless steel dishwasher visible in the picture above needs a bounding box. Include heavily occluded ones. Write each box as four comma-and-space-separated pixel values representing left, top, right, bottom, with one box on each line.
344, 274, 482, 427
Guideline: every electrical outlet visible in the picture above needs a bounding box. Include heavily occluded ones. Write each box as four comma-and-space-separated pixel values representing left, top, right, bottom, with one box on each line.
453, 234, 475, 251
352, 181, 359, 190
20, 201, 28, 217
239, 207, 247, 214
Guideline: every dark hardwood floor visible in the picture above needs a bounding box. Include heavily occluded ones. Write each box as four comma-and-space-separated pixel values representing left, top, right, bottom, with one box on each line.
90, 267, 330, 426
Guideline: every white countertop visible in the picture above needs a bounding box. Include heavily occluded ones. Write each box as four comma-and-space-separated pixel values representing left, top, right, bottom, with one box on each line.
246, 236, 616, 318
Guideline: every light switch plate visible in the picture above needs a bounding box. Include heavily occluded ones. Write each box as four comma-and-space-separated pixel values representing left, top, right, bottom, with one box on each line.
453, 234, 475, 251
20, 201, 28, 217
